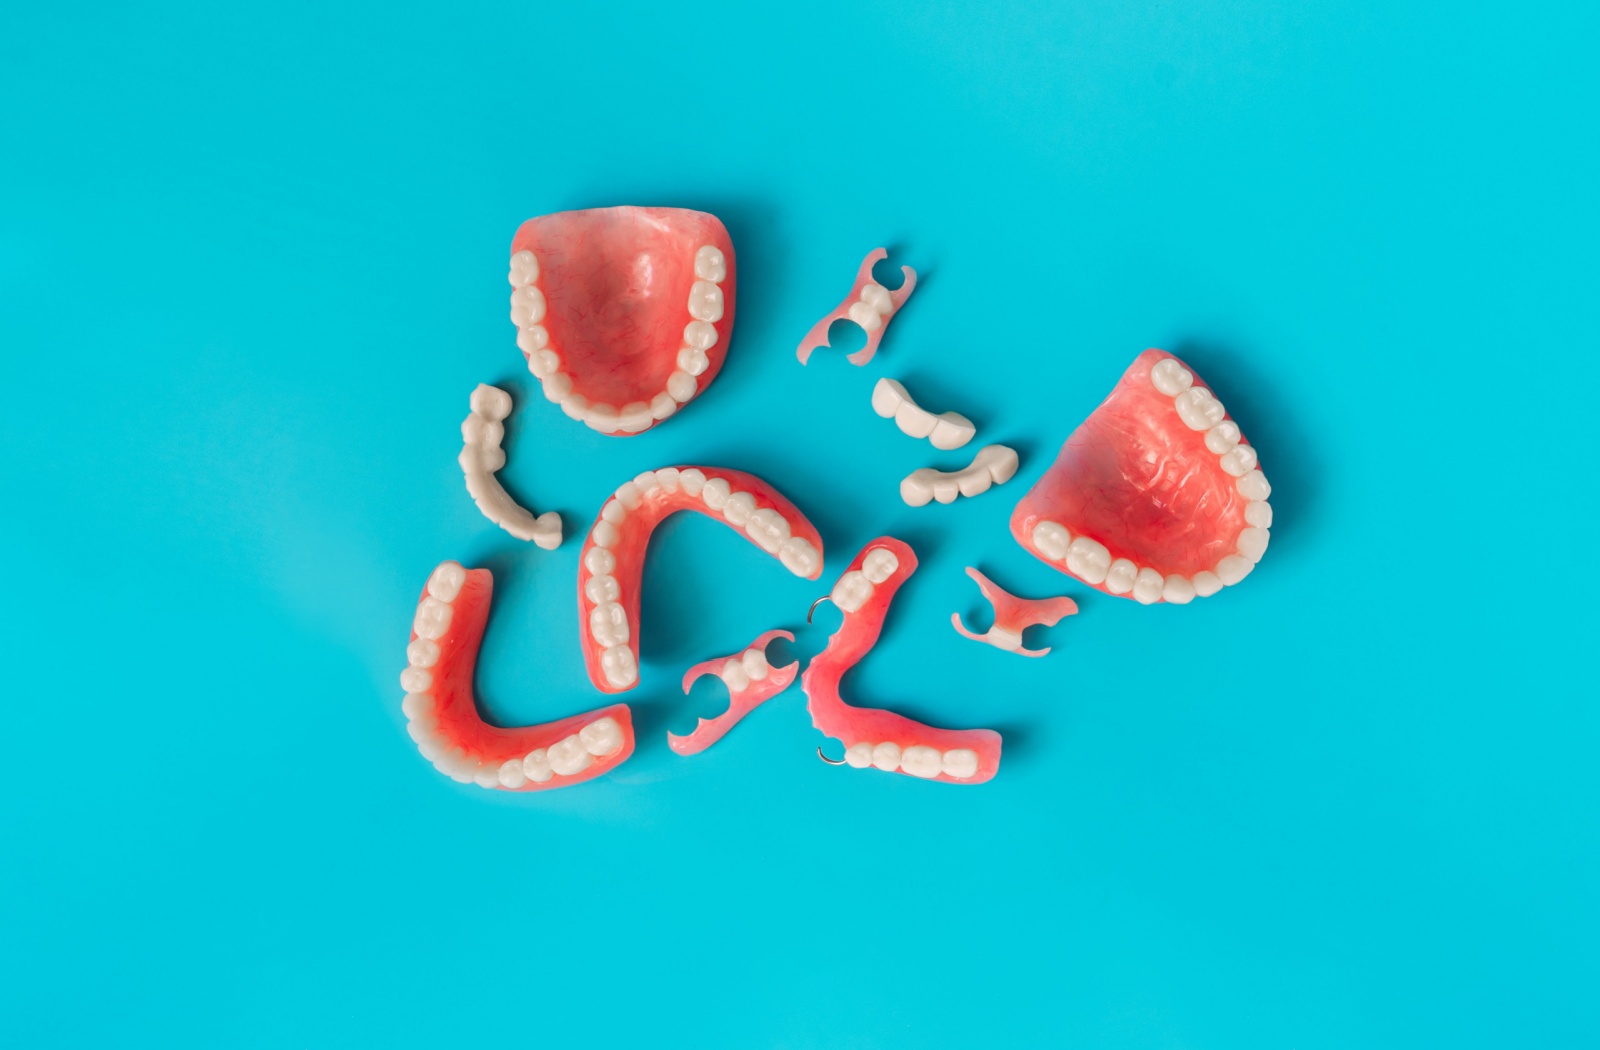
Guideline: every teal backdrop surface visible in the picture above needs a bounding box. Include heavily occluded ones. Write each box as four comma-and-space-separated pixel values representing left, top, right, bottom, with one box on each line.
2, 2, 1596, 1046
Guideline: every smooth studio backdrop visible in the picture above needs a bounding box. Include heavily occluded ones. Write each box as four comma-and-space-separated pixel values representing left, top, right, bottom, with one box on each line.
2, 2, 1596, 1046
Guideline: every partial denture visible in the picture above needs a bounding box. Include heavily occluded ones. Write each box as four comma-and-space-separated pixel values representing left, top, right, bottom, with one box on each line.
578, 466, 825, 693
805, 538, 1001, 784
899, 444, 1019, 507
458, 384, 562, 549
1011, 350, 1272, 603
401, 561, 632, 790
668, 629, 799, 756
509, 207, 735, 436
871, 377, 976, 450
950, 567, 1078, 658
795, 248, 916, 367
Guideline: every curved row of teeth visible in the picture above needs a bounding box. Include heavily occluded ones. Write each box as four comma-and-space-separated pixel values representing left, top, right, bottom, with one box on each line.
1030, 359, 1272, 602
402, 563, 625, 786
871, 377, 976, 450
900, 445, 1019, 507
459, 384, 562, 549
828, 547, 901, 613
582, 468, 821, 688
510, 244, 727, 433
839, 740, 980, 780
715, 645, 774, 693
845, 281, 895, 333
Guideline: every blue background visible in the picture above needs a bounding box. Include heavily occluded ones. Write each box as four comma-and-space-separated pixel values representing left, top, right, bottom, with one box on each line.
2, 2, 1595, 1046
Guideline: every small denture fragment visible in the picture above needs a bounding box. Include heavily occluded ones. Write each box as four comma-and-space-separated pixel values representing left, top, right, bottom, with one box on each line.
871, 377, 977, 450
669, 629, 799, 755
900, 445, 1019, 507
796, 248, 917, 367
950, 567, 1078, 658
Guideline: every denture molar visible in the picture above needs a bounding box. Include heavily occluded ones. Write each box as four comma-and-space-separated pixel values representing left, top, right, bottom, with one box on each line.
900, 445, 1019, 507
796, 248, 917, 367
509, 207, 735, 436
1011, 350, 1273, 603
871, 377, 977, 450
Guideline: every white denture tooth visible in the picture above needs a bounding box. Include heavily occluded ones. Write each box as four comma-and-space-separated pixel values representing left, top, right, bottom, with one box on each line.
859, 283, 893, 314
831, 570, 874, 613
683, 320, 718, 351
601, 500, 627, 526
1220, 445, 1258, 477
779, 536, 819, 578
1205, 421, 1241, 454
719, 658, 751, 693
1244, 501, 1273, 528
560, 393, 589, 421
1174, 388, 1225, 431
677, 346, 710, 377
894, 401, 938, 439
522, 748, 554, 783
428, 562, 467, 603
579, 716, 624, 757
871, 377, 907, 418
516, 324, 549, 354
1032, 521, 1071, 562
526, 349, 561, 380
1150, 358, 1195, 396
415, 734, 444, 762
871, 742, 902, 772
654, 467, 682, 493
1162, 575, 1196, 605
547, 735, 593, 776
1191, 570, 1224, 597
1132, 567, 1165, 605
618, 402, 654, 433
589, 602, 629, 648
678, 468, 706, 497
508, 249, 539, 287
1236, 527, 1270, 564
470, 384, 512, 421
399, 667, 432, 693
459, 415, 498, 449
694, 244, 727, 283
701, 477, 731, 511
584, 573, 621, 604
510, 285, 547, 327
846, 300, 884, 332
414, 597, 453, 640
986, 626, 1023, 651
667, 370, 697, 403
601, 645, 637, 688
401, 692, 433, 719
542, 372, 573, 403
688, 281, 724, 322
1237, 470, 1272, 501
901, 745, 943, 779
929, 413, 976, 451
498, 759, 527, 789
632, 471, 661, 497
844, 742, 874, 769
406, 638, 439, 669
934, 475, 964, 503
585, 403, 621, 434
981, 445, 1020, 485
1216, 554, 1254, 586
614, 481, 642, 510
650, 393, 678, 420
1105, 558, 1138, 594
942, 749, 979, 779
583, 546, 616, 576
862, 548, 899, 584
473, 766, 502, 789
900, 469, 936, 507
741, 648, 771, 681
1065, 536, 1112, 585
722, 491, 756, 527
590, 521, 619, 549
745, 507, 790, 552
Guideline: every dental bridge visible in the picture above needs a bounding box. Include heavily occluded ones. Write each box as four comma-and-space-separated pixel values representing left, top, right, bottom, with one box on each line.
398, 206, 1274, 791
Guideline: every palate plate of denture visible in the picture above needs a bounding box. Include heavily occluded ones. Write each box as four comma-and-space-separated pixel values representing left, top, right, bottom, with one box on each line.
401, 204, 1274, 791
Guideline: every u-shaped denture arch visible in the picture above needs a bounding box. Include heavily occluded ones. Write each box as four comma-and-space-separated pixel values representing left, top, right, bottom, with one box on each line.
401, 562, 634, 790
803, 538, 1002, 784
578, 466, 825, 693
668, 629, 799, 756
950, 567, 1078, 657
796, 248, 916, 367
